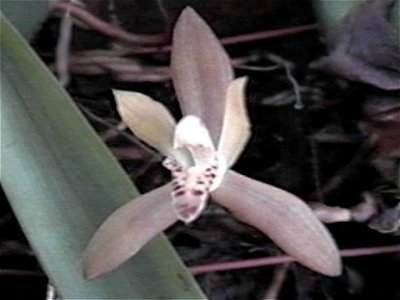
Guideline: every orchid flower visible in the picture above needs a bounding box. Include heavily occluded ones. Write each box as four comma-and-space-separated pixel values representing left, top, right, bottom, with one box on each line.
83, 7, 341, 280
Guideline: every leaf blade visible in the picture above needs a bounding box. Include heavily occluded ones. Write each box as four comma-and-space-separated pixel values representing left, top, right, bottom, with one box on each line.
1, 12, 204, 299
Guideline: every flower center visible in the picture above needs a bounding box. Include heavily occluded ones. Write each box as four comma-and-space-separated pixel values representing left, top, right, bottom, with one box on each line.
161, 115, 227, 223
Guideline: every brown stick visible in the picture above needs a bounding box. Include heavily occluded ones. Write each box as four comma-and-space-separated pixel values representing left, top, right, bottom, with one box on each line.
262, 263, 290, 300
54, 2, 317, 54
189, 244, 400, 274
122, 24, 318, 55
53, 2, 168, 46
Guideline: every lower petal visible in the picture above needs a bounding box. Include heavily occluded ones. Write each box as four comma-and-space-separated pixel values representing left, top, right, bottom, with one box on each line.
212, 171, 342, 276
171, 167, 211, 223
83, 184, 177, 279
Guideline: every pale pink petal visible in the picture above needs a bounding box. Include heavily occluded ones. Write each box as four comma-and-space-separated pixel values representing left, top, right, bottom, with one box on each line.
218, 77, 251, 167
171, 7, 234, 144
83, 184, 177, 279
212, 171, 342, 276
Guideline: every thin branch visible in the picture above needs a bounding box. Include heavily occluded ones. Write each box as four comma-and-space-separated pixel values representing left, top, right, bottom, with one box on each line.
266, 54, 303, 110
221, 24, 317, 46
309, 138, 324, 201
309, 142, 373, 200
310, 193, 377, 224
115, 24, 318, 55
155, 0, 171, 32
0, 268, 45, 277
189, 244, 400, 274
53, 3, 316, 52
56, 1, 73, 86
53, 2, 167, 46
311, 202, 352, 223
63, 51, 285, 82
262, 263, 290, 300
46, 284, 58, 300
102, 122, 127, 142
110, 147, 150, 160
78, 104, 162, 160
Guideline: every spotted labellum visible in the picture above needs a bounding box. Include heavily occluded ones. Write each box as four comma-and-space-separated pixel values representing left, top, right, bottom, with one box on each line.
83, 7, 341, 280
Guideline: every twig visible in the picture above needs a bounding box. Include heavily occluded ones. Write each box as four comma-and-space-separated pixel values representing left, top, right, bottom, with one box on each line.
118, 24, 318, 55
310, 133, 364, 144
310, 138, 323, 201
267, 54, 303, 110
155, 0, 171, 32
310, 194, 377, 224
110, 147, 150, 160
53, 2, 167, 46
56, 1, 73, 86
262, 263, 290, 300
0, 241, 34, 256
66, 51, 281, 81
78, 104, 162, 160
221, 24, 317, 46
53, 3, 316, 52
102, 122, 127, 141
310, 202, 353, 223
309, 142, 373, 200
46, 284, 58, 300
0, 269, 45, 277
189, 244, 400, 274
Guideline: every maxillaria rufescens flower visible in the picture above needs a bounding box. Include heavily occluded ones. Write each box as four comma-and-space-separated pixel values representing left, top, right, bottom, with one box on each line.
83, 7, 341, 280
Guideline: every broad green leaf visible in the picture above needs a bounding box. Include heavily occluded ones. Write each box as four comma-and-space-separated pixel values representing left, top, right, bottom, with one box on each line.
1, 12, 205, 299
1, 0, 50, 40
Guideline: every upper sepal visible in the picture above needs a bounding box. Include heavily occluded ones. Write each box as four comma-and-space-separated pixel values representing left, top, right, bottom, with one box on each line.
171, 7, 234, 144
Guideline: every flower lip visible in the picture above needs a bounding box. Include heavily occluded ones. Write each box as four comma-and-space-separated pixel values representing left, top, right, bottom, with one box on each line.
163, 115, 228, 223
170, 115, 228, 182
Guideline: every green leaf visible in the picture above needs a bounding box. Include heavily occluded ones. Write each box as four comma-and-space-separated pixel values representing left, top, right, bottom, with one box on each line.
0, 12, 205, 299
1, 0, 50, 40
